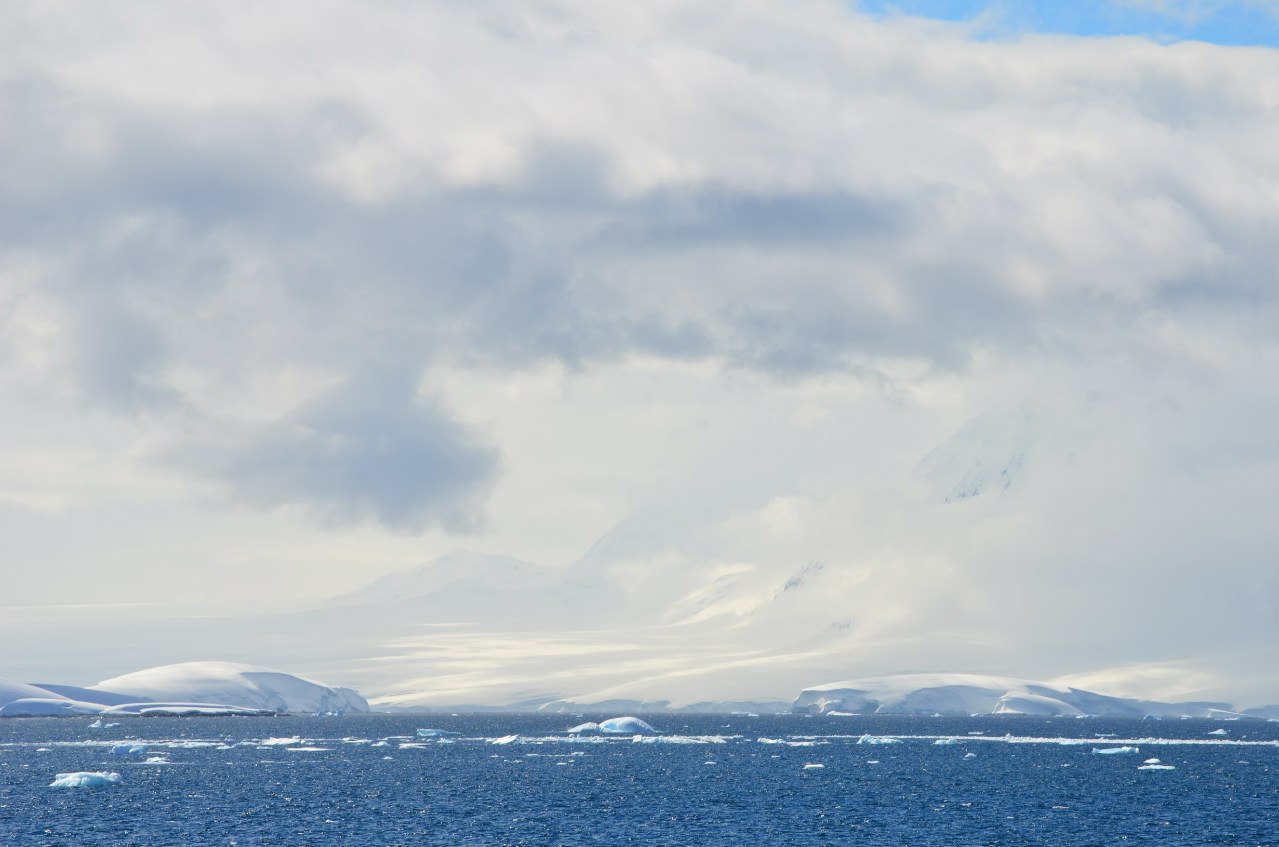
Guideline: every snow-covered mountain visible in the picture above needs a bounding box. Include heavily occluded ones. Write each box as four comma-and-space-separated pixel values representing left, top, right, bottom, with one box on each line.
912, 408, 1038, 503
791, 674, 1237, 718
0, 662, 369, 717
330, 550, 550, 606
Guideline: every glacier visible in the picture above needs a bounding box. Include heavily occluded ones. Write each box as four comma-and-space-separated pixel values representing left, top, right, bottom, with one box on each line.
1, 662, 369, 718
791, 674, 1242, 718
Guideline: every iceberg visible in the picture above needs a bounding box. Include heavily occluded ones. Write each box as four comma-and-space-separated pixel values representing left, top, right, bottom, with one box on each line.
50, 771, 122, 788
598, 716, 657, 734
566, 722, 602, 733
1093, 746, 1139, 755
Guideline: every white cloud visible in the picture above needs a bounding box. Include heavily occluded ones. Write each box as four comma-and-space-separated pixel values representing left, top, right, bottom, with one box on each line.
0, 1, 1274, 695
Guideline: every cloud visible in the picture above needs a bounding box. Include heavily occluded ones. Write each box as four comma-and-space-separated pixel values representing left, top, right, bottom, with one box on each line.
185, 371, 499, 531
3, 0, 1274, 391
0, 0, 1274, 656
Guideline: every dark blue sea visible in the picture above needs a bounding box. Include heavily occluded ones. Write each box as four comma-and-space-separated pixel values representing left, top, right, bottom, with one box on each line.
2, 713, 1276, 846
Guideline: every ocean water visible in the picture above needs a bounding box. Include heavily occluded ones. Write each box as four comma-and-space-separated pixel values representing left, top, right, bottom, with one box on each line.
2, 713, 1276, 846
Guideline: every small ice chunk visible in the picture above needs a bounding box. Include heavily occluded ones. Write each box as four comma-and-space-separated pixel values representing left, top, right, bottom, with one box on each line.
1092, 746, 1139, 755
802, 763, 824, 769
1142, 758, 1161, 764
1207, 728, 1228, 736
416, 728, 461, 738
933, 738, 960, 745
1138, 764, 1176, 771
963, 752, 977, 759
856, 734, 899, 745
143, 756, 170, 765
599, 717, 657, 734
50, 771, 122, 788
490, 734, 520, 745
111, 744, 147, 756
259, 736, 303, 746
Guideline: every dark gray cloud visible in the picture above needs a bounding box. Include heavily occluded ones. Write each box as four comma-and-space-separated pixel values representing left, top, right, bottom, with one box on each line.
192, 370, 499, 531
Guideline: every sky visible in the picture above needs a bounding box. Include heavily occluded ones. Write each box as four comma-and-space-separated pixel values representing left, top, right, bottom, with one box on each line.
1, 1, 1276, 700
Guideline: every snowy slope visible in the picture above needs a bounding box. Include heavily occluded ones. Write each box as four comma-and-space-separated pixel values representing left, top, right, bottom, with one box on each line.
0, 679, 108, 716
792, 674, 1232, 717
92, 662, 369, 714
330, 551, 551, 606
912, 409, 1037, 503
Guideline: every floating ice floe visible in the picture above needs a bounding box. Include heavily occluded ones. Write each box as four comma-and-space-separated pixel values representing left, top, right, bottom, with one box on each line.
1208, 729, 1228, 736
111, 744, 147, 756
963, 752, 977, 759
1143, 758, 1161, 764
856, 735, 900, 745
1093, 746, 1140, 755
416, 728, 461, 738
599, 717, 657, 734
490, 734, 521, 745
803, 763, 824, 769
1138, 764, 1176, 771
632, 735, 726, 745
259, 736, 303, 747
50, 771, 122, 788
933, 738, 961, 745
143, 756, 170, 765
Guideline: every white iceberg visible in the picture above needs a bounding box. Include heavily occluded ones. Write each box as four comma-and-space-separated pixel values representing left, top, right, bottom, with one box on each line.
50, 771, 122, 788
598, 716, 657, 734
1093, 746, 1140, 755
490, 734, 521, 745
566, 722, 602, 733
